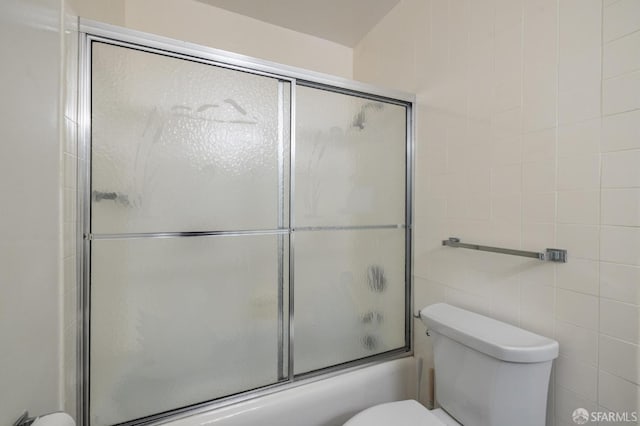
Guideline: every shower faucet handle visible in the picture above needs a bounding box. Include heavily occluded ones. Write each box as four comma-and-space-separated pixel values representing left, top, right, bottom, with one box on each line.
13, 412, 36, 426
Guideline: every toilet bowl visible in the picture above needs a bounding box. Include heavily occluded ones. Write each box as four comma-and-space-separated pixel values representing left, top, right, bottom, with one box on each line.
344, 400, 460, 426
344, 303, 559, 426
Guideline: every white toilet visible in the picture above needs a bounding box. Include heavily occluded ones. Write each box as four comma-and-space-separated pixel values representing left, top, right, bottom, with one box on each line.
344, 303, 559, 426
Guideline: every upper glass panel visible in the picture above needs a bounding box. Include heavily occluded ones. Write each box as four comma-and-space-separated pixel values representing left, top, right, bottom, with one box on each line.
294, 86, 407, 227
91, 42, 285, 234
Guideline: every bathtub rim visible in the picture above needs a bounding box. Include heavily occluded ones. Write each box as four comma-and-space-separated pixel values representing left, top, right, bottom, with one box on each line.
129, 350, 414, 426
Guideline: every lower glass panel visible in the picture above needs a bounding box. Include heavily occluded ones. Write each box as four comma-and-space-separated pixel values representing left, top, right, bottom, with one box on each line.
293, 228, 406, 375
90, 235, 281, 426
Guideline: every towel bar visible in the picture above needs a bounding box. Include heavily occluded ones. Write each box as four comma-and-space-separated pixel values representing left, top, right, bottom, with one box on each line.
442, 237, 567, 263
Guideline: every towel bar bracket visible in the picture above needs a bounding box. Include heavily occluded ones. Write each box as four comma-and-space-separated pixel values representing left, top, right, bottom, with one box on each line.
544, 248, 567, 263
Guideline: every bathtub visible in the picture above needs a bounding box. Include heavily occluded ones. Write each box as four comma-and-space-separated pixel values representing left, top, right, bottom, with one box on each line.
162, 357, 416, 426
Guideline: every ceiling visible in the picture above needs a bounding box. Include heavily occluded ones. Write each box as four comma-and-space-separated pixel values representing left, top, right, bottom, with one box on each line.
197, 0, 400, 47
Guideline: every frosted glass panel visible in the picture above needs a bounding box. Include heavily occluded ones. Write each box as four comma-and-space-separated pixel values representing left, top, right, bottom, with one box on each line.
91, 42, 285, 233
90, 235, 281, 426
293, 229, 406, 374
295, 86, 406, 227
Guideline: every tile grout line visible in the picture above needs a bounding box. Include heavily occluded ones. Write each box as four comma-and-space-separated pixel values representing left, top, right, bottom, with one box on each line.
518, 0, 525, 327
57, 0, 67, 411
553, 0, 560, 420
602, 24, 640, 45
596, 0, 606, 409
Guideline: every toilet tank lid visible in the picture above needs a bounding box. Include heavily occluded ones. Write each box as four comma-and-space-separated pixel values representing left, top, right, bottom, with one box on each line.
420, 303, 559, 363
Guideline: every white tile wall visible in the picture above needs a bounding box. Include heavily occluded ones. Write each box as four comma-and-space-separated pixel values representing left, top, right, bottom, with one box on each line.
557, 224, 600, 260
555, 320, 598, 365
600, 262, 640, 305
522, 3, 557, 133
557, 191, 600, 225
557, 259, 599, 296
491, 164, 522, 195
598, 370, 640, 413
600, 299, 639, 344
601, 189, 640, 226
556, 386, 599, 425
603, 0, 640, 42
558, 0, 602, 126
558, 119, 601, 157
354, 0, 640, 422
603, 31, 640, 79
556, 356, 599, 401
603, 71, 640, 115
495, 0, 522, 31
523, 129, 556, 163
521, 281, 553, 315
522, 192, 554, 224
492, 107, 523, 141
522, 222, 556, 251
599, 335, 640, 384
601, 109, 640, 152
600, 226, 640, 265
523, 161, 556, 192
558, 154, 601, 191
602, 150, 640, 188
0, 0, 63, 423
557, 289, 600, 330
597, 3, 640, 410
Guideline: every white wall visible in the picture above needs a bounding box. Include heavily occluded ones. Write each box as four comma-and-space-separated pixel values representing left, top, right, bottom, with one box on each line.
0, 0, 63, 423
66, 0, 125, 27
67, 0, 353, 79
61, 0, 80, 419
354, 1, 640, 424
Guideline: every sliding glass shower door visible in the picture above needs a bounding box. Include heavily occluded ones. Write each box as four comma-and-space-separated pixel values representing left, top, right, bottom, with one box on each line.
293, 86, 407, 374
89, 42, 290, 425
85, 36, 410, 426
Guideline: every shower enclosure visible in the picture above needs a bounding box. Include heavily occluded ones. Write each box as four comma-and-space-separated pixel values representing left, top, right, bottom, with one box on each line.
79, 22, 413, 426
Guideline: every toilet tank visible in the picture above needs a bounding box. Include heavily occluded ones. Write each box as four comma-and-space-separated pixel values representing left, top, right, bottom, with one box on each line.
420, 303, 559, 426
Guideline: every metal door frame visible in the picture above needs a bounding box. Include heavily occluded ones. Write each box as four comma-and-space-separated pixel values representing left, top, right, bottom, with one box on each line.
77, 19, 415, 426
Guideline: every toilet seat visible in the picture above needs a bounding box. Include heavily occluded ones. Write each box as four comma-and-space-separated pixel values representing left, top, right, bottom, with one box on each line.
343, 400, 460, 426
